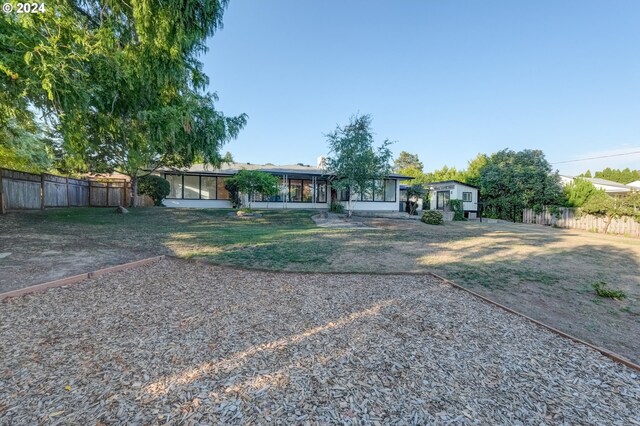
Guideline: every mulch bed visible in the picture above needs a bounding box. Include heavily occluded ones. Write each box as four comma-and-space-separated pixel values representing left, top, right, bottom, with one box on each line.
1, 258, 638, 424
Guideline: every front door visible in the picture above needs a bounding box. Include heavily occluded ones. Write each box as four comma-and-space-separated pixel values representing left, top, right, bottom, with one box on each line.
436, 191, 450, 210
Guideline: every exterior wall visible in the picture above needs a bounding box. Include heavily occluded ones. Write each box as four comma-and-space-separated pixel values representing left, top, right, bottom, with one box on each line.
164, 199, 232, 208
340, 201, 399, 212
250, 201, 330, 209
429, 183, 478, 212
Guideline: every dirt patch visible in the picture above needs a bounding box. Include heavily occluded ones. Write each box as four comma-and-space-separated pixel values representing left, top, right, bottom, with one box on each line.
312, 213, 374, 228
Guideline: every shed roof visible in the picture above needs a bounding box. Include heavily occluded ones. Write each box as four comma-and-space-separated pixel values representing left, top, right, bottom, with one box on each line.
427, 180, 478, 189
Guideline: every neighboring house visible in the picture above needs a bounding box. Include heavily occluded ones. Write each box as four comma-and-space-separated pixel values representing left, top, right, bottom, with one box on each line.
152, 162, 409, 211
427, 180, 479, 219
627, 180, 640, 189
560, 175, 636, 195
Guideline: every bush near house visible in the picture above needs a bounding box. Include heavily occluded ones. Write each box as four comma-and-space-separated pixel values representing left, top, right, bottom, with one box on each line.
421, 210, 443, 225
137, 175, 170, 206
449, 199, 466, 221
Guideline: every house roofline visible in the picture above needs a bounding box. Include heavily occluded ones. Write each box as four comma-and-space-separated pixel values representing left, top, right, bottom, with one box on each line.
427, 180, 478, 189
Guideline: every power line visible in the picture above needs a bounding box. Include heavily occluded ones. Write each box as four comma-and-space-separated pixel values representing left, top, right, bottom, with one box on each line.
551, 150, 640, 165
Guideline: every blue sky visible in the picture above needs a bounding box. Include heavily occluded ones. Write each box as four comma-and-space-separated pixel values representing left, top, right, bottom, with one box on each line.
203, 0, 640, 176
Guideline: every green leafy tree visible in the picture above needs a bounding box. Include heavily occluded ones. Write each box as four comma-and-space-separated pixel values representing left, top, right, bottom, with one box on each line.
563, 178, 598, 207
225, 170, 279, 209
0, 121, 52, 172
325, 114, 393, 216
464, 153, 488, 187
424, 165, 467, 184
137, 175, 170, 206
581, 191, 640, 234
1, 0, 247, 206
593, 168, 640, 184
394, 151, 423, 172
478, 149, 562, 221
405, 184, 426, 215
579, 170, 593, 178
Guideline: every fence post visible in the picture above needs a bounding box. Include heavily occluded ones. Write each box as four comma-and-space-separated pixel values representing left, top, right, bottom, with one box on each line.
88, 180, 92, 207
40, 174, 45, 210
66, 177, 70, 207
0, 169, 5, 214
106, 181, 110, 207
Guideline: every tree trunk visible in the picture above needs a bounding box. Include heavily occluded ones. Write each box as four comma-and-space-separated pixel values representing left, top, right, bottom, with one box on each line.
130, 175, 138, 208
603, 215, 613, 234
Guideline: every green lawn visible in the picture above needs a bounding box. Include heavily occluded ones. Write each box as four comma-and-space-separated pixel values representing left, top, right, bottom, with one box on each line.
4, 207, 640, 364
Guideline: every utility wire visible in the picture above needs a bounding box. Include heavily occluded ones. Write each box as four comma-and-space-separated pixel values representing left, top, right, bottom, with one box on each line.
551, 150, 640, 165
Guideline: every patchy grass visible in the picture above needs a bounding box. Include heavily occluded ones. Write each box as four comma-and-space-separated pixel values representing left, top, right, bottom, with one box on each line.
2, 207, 640, 364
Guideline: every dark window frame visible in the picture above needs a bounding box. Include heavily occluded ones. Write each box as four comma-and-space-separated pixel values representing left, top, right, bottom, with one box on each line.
462, 191, 472, 202
164, 173, 232, 201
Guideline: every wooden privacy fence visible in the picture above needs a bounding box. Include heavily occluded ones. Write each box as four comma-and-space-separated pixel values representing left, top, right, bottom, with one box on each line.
0, 168, 131, 213
522, 207, 640, 237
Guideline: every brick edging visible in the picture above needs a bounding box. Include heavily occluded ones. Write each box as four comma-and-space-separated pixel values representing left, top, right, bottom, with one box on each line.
429, 272, 640, 373
1, 255, 165, 301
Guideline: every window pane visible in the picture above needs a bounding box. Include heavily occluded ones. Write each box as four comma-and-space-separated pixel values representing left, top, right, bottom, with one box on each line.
339, 188, 349, 201
316, 182, 327, 203
217, 177, 230, 200
302, 180, 313, 202
362, 181, 374, 201
201, 176, 216, 200
463, 192, 472, 202
374, 180, 385, 201
166, 174, 182, 198
384, 180, 396, 202
290, 179, 302, 202
183, 175, 200, 199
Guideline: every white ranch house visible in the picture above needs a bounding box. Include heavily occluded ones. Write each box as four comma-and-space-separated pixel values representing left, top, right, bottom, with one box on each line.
428, 180, 479, 219
560, 175, 638, 195
152, 162, 410, 211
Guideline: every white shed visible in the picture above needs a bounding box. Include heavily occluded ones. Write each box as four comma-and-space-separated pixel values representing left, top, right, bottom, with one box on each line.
428, 180, 479, 219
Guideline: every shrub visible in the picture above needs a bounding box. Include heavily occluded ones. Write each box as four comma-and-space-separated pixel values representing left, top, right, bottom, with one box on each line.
422, 210, 443, 225
449, 199, 466, 221
330, 201, 345, 213
592, 281, 626, 300
137, 175, 170, 206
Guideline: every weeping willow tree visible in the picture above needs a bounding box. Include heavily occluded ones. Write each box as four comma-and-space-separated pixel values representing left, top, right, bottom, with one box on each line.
1, 0, 246, 205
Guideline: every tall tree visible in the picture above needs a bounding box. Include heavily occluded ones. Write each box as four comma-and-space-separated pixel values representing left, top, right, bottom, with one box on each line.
325, 114, 393, 216
563, 178, 598, 207
464, 153, 488, 187
1, 0, 246, 205
393, 151, 423, 172
478, 149, 562, 221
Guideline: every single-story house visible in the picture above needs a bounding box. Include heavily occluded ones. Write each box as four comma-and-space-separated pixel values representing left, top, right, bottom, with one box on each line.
152, 162, 410, 211
427, 180, 479, 219
560, 176, 637, 195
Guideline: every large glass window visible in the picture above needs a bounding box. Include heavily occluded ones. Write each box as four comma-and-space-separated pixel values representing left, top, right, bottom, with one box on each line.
166, 174, 182, 199
384, 179, 396, 202
302, 180, 313, 202
361, 183, 374, 201
201, 177, 216, 200
316, 182, 327, 203
339, 188, 349, 201
217, 177, 230, 200
289, 179, 302, 202
373, 180, 385, 201
183, 175, 200, 199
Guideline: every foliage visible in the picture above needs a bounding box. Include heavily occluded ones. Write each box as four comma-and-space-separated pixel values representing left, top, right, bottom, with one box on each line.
579, 170, 592, 178
137, 175, 170, 206
394, 151, 423, 173
0, 121, 53, 173
592, 281, 626, 300
1, 0, 247, 206
593, 168, 640, 185
464, 153, 488, 188
580, 190, 640, 234
424, 165, 467, 184
449, 199, 466, 221
324, 114, 393, 216
477, 149, 563, 221
405, 184, 426, 215
563, 178, 598, 207
421, 210, 443, 225
224, 178, 242, 209
329, 201, 345, 213
225, 170, 279, 208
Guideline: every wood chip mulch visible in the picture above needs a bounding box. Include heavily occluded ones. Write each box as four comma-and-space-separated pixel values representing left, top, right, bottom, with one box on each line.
1, 258, 638, 425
